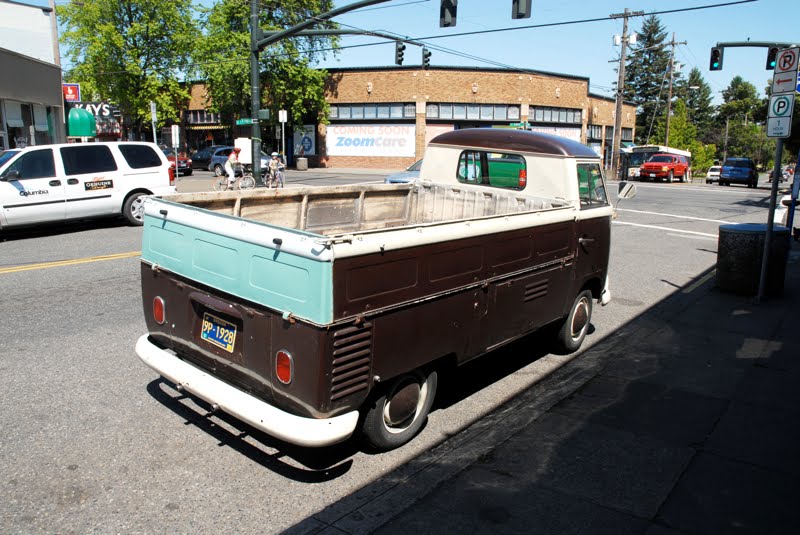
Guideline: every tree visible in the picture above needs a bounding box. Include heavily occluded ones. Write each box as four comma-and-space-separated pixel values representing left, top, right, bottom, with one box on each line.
652, 99, 695, 150
622, 15, 676, 144
713, 76, 770, 164
194, 0, 337, 147
58, 0, 197, 139
674, 67, 715, 143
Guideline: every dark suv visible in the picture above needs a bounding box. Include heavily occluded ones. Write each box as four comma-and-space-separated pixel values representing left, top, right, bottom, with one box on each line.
720, 157, 758, 188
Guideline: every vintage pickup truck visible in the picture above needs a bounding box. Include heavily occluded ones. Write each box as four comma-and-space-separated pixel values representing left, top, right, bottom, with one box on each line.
135, 128, 635, 451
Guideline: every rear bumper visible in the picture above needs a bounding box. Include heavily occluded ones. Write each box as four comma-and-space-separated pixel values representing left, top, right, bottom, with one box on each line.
135, 334, 359, 447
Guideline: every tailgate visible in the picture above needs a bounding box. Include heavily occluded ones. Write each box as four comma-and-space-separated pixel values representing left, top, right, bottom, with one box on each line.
140, 196, 334, 325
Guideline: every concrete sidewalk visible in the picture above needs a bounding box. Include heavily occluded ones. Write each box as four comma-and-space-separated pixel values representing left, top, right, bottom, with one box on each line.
296, 245, 800, 534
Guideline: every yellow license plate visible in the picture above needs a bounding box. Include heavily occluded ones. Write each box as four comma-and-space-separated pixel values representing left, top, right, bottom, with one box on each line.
200, 312, 237, 353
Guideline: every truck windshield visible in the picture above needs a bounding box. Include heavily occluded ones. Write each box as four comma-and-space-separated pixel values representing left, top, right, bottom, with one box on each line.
0, 150, 20, 168
648, 155, 673, 163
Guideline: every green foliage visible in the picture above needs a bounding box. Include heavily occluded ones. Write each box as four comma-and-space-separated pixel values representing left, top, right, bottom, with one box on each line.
690, 142, 717, 174
194, 0, 337, 134
58, 0, 197, 137
652, 99, 695, 150
623, 15, 677, 144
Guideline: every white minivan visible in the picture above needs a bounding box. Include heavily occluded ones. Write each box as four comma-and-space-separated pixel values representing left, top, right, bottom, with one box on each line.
0, 141, 176, 229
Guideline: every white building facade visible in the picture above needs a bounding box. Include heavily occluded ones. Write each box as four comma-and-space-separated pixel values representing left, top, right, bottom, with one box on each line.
0, 0, 65, 150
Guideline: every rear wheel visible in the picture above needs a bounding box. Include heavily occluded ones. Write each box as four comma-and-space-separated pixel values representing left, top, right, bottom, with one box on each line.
361, 369, 437, 451
553, 290, 593, 354
123, 192, 146, 226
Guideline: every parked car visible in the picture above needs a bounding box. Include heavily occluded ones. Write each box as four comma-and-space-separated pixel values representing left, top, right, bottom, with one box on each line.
719, 157, 758, 188
208, 147, 235, 176
384, 159, 423, 184
773, 194, 799, 240
639, 153, 690, 182
0, 142, 175, 228
162, 149, 193, 176
190, 145, 228, 171
705, 165, 722, 184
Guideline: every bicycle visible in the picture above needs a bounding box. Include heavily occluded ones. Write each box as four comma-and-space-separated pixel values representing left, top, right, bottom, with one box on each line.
212, 164, 256, 191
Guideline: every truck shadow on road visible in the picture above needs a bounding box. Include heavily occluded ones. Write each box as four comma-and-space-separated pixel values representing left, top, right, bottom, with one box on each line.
144, 322, 586, 481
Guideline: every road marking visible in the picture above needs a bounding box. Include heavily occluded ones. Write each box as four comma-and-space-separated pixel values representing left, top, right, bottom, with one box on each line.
613, 220, 718, 238
682, 271, 716, 294
0, 251, 140, 275
616, 208, 731, 224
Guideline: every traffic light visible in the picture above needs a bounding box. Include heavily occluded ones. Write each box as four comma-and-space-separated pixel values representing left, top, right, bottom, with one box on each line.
395, 41, 406, 65
512, 0, 531, 19
709, 47, 723, 71
440, 0, 457, 27
766, 46, 779, 70
422, 47, 432, 69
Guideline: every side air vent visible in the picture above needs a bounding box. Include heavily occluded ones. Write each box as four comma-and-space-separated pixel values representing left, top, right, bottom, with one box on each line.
330, 322, 373, 401
524, 279, 548, 302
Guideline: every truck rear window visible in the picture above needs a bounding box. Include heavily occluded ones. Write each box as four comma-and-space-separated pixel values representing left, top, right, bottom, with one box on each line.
456, 151, 527, 190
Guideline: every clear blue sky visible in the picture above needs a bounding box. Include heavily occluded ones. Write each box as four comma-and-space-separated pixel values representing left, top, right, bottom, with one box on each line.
316, 0, 797, 105
40, 0, 796, 105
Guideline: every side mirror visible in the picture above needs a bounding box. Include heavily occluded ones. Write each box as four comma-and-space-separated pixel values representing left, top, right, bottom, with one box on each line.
618, 181, 637, 199
1, 169, 21, 181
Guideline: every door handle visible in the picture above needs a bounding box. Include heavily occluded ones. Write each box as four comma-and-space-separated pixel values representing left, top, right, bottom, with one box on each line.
67, 178, 79, 185
578, 237, 595, 250
49, 180, 61, 186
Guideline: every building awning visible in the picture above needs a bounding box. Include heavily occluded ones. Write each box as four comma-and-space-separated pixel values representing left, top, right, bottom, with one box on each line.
33, 105, 49, 132
186, 124, 226, 130
67, 107, 97, 137
621, 141, 635, 148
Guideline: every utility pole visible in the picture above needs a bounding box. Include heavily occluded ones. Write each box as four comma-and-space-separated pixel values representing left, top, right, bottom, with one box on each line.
610, 9, 643, 180
664, 32, 687, 147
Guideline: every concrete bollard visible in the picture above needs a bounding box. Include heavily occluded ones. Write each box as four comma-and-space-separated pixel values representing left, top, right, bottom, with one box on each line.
296, 157, 308, 171
716, 223, 790, 296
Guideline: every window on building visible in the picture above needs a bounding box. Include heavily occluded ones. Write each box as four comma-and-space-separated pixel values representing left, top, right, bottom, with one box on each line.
351, 106, 364, 119
426, 104, 439, 118
587, 125, 603, 140
622, 127, 633, 142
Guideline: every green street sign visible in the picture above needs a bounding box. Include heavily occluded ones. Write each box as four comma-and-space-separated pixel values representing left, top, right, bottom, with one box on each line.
236, 118, 254, 125
510, 122, 530, 127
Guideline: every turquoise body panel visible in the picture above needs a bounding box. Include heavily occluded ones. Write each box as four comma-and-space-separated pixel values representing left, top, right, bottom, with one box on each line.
141, 213, 334, 325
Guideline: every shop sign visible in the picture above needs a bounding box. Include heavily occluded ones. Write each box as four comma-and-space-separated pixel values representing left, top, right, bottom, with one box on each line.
326, 124, 416, 157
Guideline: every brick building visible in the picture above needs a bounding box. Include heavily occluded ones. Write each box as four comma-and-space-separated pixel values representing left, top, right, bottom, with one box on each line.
309, 66, 636, 170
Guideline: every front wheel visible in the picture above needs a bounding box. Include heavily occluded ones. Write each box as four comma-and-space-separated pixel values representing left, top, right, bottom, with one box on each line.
666, 170, 674, 183
553, 290, 593, 354
123, 192, 147, 226
238, 174, 255, 190
361, 369, 437, 451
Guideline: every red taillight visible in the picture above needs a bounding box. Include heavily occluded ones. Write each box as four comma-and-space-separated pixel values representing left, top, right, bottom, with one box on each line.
187, 159, 192, 166
153, 296, 166, 324
518, 169, 527, 188
168, 166, 176, 186
276, 350, 293, 384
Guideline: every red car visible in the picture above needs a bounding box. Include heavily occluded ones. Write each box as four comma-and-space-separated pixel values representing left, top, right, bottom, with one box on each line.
640, 153, 690, 182
162, 149, 193, 176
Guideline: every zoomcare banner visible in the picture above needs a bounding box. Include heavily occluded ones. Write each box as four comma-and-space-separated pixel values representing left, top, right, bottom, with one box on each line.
325, 124, 416, 157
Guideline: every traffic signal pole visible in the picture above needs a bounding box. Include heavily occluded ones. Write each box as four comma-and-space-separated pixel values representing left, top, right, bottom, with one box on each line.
249, 0, 393, 184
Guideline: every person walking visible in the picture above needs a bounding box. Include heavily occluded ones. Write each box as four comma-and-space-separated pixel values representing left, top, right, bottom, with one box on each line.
268, 152, 285, 188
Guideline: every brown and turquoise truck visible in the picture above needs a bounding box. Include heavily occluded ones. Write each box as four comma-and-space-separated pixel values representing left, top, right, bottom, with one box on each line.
135, 129, 635, 450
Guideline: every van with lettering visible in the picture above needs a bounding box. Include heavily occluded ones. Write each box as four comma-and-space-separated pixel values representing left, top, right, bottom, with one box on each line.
135, 129, 636, 451
0, 141, 175, 230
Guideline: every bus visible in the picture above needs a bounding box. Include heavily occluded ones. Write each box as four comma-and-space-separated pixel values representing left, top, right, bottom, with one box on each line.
621, 145, 692, 180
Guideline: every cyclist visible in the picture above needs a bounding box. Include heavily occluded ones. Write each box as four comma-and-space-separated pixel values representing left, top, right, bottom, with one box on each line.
224, 147, 242, 187
268, 152, 285, 188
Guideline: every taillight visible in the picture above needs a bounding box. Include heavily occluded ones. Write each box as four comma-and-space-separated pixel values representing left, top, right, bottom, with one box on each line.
153, 296, 166, 324
168, 166, 176, 186
518, 168, 527, 188
276, 350, 293, 384
187, 159, 192, 166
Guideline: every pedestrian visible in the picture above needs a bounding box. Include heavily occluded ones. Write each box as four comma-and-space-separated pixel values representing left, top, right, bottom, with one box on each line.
225, 147, 241, 187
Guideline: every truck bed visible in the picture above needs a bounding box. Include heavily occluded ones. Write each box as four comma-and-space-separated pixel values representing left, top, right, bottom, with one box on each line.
159, 182, 569, 237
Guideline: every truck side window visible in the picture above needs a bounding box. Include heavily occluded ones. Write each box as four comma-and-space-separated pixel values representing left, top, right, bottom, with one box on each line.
5, 149, 56, 180
577, 163, 608, 207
